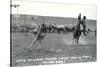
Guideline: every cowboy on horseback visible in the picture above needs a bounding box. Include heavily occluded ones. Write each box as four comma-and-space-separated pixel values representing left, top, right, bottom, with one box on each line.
78, 13, 81, 22
77, 13, 88, 36
78, 15, 87, 36
73, 13, 85, 43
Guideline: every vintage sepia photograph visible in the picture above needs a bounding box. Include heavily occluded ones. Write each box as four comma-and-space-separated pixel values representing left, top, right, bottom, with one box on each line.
10, 0, 97, 67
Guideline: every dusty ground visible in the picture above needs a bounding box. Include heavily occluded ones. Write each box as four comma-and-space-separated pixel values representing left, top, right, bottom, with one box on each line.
11, 32, 96, 66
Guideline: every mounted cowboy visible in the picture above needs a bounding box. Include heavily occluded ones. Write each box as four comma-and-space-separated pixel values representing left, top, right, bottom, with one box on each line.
72, 13, 84, 43
78, 13, 82, 22
73, 13, 89, 43
78, 15, 87, 36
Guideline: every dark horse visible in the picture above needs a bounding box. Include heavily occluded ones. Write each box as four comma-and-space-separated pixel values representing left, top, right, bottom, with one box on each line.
72, 24, 82, 44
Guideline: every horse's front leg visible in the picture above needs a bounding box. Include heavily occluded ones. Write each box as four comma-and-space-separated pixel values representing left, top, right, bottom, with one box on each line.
76, 37, 79, 44
77, 33, 81, 44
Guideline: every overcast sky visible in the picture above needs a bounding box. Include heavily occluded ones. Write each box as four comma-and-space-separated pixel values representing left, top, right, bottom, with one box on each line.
11, 0, 97, 20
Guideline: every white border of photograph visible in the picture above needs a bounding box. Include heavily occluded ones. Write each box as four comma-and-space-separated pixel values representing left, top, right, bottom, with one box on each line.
0, 0, 100, 67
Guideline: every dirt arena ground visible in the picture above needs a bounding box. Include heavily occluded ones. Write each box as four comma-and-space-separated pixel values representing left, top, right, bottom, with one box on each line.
11, 32, 96, 66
